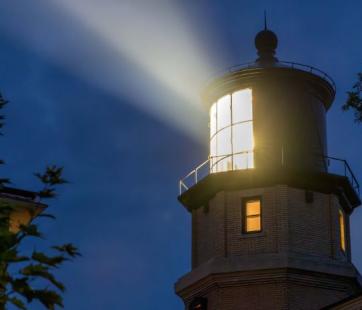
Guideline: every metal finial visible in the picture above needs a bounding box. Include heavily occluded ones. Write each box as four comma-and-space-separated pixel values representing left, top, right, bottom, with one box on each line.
264, 10, 267, 30
255, 12, 278, 64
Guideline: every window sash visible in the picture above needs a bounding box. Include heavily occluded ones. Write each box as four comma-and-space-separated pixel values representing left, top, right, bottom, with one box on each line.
246, 215, 261, 232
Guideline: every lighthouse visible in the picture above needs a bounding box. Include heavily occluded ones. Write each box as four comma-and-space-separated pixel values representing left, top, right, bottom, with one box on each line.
175, 26, 361, 310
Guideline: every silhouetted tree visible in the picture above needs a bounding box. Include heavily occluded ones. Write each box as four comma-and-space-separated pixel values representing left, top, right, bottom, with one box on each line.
342, 73, 362, 123
0, 93, 80, 309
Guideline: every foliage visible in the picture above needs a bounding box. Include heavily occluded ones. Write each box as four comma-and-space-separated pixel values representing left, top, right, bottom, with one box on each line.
0, 94, 80, 309
0, 94, 9, 187
0, 93, 8, 136
342, 72, 362, 123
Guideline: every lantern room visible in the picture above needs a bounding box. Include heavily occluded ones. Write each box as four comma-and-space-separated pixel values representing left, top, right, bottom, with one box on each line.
206, 28, 334, 176
179, 27, 360, 209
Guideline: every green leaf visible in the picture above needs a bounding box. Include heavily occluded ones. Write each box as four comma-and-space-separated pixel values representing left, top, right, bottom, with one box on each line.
32, 252, 67, 267
21, 264, 65, 292
34, 165, 68, 200
9, 297, 27, 310
30, 289, 64, 309
18, 224, 43, 239
0, 232, 18, 252
0, 295, 7, 307
34, 166, 67, 186
10, 277, 33, 302
37, 188, 56, 199
0, 249, 29, 263
53, 244, 81, 258
343, 72, 362, 123
0, 92, 8, 135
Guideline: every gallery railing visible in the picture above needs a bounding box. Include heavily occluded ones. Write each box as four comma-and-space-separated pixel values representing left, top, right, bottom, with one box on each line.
324, 155, 360, 196
207, 60, 336, 93
179, 151, 360, 197
179, 150, 253, 195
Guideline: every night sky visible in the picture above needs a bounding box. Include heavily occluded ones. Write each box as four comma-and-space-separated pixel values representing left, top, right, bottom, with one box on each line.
0, 1, 361, 309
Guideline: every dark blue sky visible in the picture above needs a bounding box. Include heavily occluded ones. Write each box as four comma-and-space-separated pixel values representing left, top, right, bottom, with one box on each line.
0, 1, 361, 309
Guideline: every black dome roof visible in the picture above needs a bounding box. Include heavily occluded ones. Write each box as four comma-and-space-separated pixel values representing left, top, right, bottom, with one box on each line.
254, 28, 278, 64
255, 29, 278, 51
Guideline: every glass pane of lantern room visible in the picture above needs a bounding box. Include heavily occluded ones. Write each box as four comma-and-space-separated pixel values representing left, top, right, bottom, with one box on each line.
216, 127, 232, 172
210, 136, 217, 173
210, 103, 217, 137
217, 94, 231, 130
217, 127, 232, 156
232, 89, 252, 124
232, 122, 253, 153
217, 156, 233, 172
233, 152, 254, 170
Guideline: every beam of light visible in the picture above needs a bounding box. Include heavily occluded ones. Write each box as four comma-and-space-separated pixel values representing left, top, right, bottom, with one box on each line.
0, 0, 220, 142
57, 0, 214, 106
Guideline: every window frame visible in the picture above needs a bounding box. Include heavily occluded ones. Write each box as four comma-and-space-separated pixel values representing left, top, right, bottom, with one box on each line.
242, 196, 263, 234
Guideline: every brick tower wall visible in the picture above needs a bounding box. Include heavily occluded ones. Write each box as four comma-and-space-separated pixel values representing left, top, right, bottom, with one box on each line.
176, 185, 359, 310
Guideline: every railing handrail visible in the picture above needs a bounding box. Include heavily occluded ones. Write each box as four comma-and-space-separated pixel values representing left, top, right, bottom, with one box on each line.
325, 155, 360, 193
279, 61, 336, 92
179, 152, 360, 197
210, 150, 253, 170
178, 151, 253, 194
205, 60, 336, 93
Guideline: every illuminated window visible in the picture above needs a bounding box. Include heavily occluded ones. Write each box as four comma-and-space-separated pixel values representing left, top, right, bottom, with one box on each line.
243, 198, 262, 233
209, 88, 254, 173
339, 209, 346, 252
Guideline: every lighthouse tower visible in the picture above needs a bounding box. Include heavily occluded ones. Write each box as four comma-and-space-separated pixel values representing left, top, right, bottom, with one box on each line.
175, 26, 361, 310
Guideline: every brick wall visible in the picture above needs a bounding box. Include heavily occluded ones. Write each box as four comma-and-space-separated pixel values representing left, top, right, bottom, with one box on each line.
192, 186, 350, 267
181, 269, 356, 310
178, 185, 358, 309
